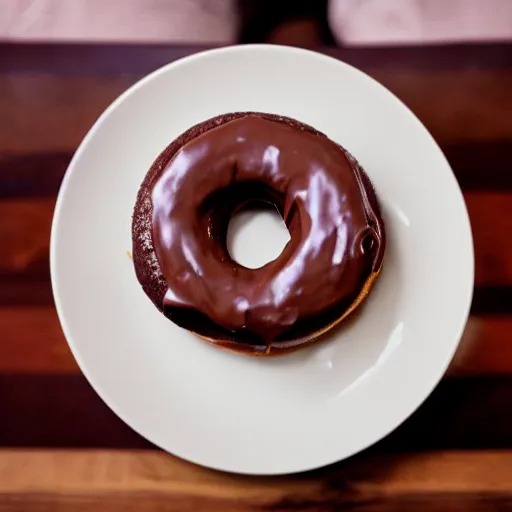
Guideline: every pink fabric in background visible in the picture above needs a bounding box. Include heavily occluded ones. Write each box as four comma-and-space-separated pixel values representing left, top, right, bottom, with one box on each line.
1, 0, 511, 45
0, 0, 237, 42
329, 0, 512, 45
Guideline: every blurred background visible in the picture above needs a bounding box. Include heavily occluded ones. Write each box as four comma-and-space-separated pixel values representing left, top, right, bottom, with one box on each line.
2, 0, 512, 47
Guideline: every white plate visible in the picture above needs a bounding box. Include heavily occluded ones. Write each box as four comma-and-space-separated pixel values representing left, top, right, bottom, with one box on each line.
51, 45, 473, 475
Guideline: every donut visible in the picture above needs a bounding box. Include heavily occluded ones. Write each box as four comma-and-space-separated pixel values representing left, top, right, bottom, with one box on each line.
132, 112, 385, 355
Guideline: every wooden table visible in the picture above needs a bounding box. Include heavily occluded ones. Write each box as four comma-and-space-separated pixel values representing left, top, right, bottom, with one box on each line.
1, 43, 512, 511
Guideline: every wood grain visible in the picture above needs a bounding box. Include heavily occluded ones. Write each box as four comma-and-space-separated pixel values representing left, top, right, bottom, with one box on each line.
0, 200, 54, 276
0, 273, 53, 306
467, 193, 512, 286
375, 68, 512, 146
0, 374, 152, 449
0, 44, 206, 75
0, 450, 511, 511
0, 153, 69, 198
1, 494, 510, 512
450, 316, 512, 376
442, 140, 512, 191
0, 75, 134, 153
2, 43, 511, 75
0, 308, 77, 373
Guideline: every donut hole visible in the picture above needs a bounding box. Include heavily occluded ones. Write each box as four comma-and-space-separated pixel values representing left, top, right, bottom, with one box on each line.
227, 201, 290, 269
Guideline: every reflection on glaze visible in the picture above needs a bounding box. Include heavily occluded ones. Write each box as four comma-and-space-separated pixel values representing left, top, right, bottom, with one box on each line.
151, 115, 385, 344
331, 321, 404, 400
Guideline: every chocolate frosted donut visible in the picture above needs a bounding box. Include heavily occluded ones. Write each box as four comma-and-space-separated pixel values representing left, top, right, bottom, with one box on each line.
132, 112, 385, 355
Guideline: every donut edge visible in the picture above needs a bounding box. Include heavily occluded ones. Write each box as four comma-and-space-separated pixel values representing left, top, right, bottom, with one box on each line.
132, 112, 385, 356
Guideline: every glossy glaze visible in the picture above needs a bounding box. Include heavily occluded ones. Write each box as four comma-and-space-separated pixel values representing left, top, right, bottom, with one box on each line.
151, 115, 384, 344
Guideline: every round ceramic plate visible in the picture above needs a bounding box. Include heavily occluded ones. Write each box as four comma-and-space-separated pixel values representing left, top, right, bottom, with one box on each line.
51, 45, 473, 475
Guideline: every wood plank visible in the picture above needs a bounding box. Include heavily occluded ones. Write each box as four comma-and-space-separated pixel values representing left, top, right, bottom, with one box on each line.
1, 493, 509, 511
467, 193, 512, 287
1, 375, 512, 450
0, 153, 69, 198
0, 450, 511, 511
0, 200, 54, 276
450, 316, 512, 376
443, 140, 512, 191
470, 286, 512, 314
0, 307, 511, 376
0, 374, 152, 449
0, 273, 53, 306
374, 68, 512, 146
2, 43, 511, 75
0, 193, 511, 290
0, 74, 135, 153
0, 43, 206, 75
0, 308, 77, 374
1, 493, 510, 512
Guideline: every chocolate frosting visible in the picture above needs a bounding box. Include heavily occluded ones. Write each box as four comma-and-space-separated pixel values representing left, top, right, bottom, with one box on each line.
149, 115, 385, 348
